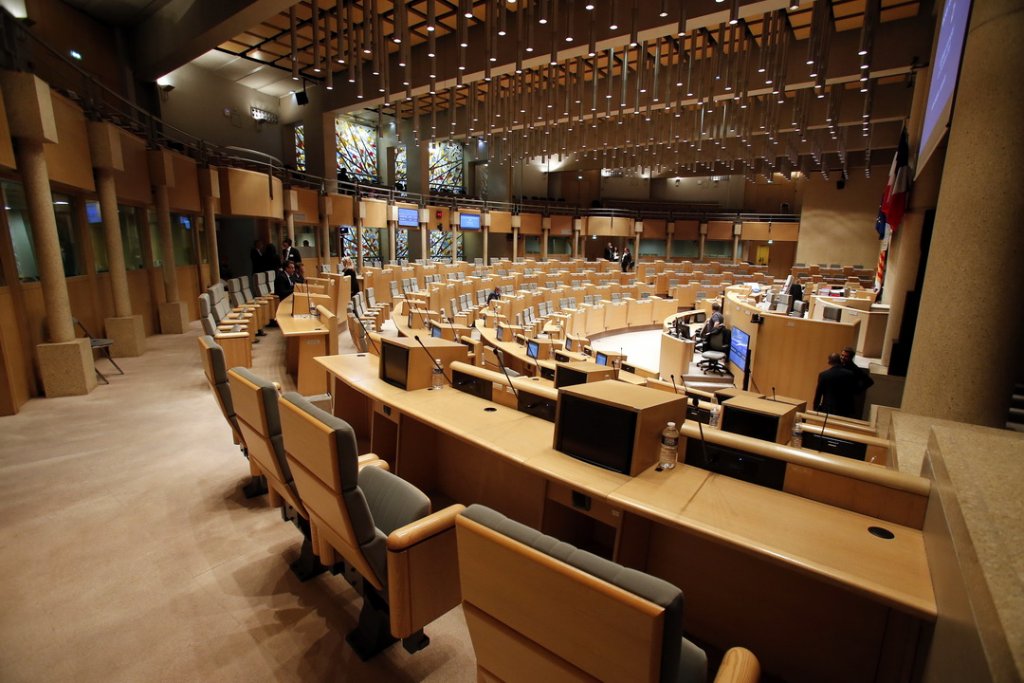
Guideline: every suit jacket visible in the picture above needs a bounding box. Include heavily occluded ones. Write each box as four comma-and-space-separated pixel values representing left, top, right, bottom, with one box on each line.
274, 270, 303, 299
282, 246, 302, 264
814, 365, 858, 417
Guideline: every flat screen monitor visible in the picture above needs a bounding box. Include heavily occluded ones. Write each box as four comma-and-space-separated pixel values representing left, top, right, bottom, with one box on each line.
801, 432, 868, 461
564, 337, 575, 352
459, 213, 481, 230
397, 207, 419, 228
729, 327, 751, 372
381, 342, 410, 389
694, 312, 707, 324
451, 369, 492, 401
823, 306, 842, 322
430, 324, 443, 338
497, 325, 506, 342
555, 393, 636, 474
792, 300, 808, 317
554, 365, 588, 389
526, 340, 540, 359
684, 440, 786, 490
595, 352, 608, 366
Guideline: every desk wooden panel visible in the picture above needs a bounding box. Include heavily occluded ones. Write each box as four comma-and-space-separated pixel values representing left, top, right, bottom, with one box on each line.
317, 352, 935, 682
276, 299, 331, 395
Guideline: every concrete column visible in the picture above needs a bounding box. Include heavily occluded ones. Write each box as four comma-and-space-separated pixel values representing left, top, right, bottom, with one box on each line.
732, 234, 741, 262
153, 184, 187, 333
285, 210, 296, 243
512, 227, 519, 262
541, 229, 549, 261
356, 217, 364, 270
902, 0, 1024, 427
698, 224, 707, 262
451, 227, 458, 263
387, 221, 396, 264
572, 225, 580, 259
1, 72, 94, 396
419, 222, 428, 261
95, 170, 145, 356
633, 233, 641, 267
203, 195, 219, 286
319, 198, 330, 265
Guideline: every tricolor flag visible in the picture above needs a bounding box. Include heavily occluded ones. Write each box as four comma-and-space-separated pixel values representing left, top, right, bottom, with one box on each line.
874, 128, 911, 291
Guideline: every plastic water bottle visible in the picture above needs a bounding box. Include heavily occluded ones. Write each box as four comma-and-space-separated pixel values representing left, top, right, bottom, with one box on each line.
658, 422, 679, 470
708, 404, 721, 428
431, 360, 444, 390
791, 422, 803, 448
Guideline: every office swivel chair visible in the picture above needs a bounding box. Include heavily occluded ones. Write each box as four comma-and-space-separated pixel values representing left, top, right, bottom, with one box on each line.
699, 327, 730, 375
456, 504, 760, 683
73, 317, 123, 384
278, 393, 464, 659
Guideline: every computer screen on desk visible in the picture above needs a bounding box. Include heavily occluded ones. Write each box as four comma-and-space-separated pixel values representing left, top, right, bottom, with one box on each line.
497, 325, 506, 342
565, 337, 575, 352
555, 393, 636, 474
823, 306, 842, 322
381, 342, 410, 389
720, 406, 779, 442
431, 324, 443, 338
595, 352, 608, 366
452, 369, 492, 401
526, 340, 540, 360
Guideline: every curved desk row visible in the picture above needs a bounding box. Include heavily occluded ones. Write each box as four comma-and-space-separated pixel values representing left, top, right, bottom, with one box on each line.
318, 352, 935, 683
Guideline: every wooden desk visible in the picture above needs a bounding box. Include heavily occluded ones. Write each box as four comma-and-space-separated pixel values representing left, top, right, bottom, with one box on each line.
276, 298, 331, 395
318, 353, 936, 683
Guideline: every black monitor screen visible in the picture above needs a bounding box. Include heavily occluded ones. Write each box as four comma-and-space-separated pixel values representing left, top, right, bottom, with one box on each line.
595, 352, 608, 366
526, 340, 540, 359
686, 403, 712, 424
729, 327, 750, 372
555, 365, 589, 389
381, 342, 410, 389
720, 406, 779, 443
452, 369, 492, 401
497, 325, 506, 341
565, 337, 575, 352
823, 306, 842, 322
431, 324, 443, 338
684, 440, 786, 490
556, 393, 636, 474
792, 300, 808, 317
801, 432, 868, 461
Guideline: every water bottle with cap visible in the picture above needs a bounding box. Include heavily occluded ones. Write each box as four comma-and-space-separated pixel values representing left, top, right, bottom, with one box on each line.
658, 422, 679, 470
708, 404, 721, 428
791, 422, 803, 448
431, 359, 444, 390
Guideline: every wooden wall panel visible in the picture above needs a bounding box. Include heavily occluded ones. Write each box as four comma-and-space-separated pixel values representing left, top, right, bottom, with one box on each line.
294, 187, 320, 224
426, 205, 449, 229
550, 214, 573, 236
742, 221, 799, 241
610, 217, 633, 237
43, 93, 94, 192
641, 219, 667, 239
126, 269, 157, 336
166, 152, 200, 214
490, 210, 513, 233
362, 198, 388, 229
519, 212, 543, 235
220, 167, 271, 218
673, 220, 700, 240
269, 176, 283, 219
329, 194, 354, 225
113, 131, 151, 205
0, 90, 16, 171
707, 220, 734, 240
0, 287, 31, 413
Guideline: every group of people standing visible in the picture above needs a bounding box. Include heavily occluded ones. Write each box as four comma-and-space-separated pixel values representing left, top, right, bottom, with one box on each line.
603, 242, 634, 273
250, 238, 306, 300
813, 346, 875, 418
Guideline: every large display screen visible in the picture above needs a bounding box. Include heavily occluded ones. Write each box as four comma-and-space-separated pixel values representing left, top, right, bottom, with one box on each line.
459, 213, 481, 230
397, 207, 419, 227
729, 327, 750, 372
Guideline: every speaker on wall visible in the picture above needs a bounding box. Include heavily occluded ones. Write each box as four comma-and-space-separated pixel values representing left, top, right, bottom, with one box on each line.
295, 91, 309, 106
836, 179, 846, 190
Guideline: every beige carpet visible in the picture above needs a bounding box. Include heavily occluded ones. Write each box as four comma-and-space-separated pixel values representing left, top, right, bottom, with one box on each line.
0, 322, 476, 682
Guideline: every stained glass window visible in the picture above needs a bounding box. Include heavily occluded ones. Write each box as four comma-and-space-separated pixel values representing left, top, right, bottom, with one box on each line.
294, 124, 306, 171
341, 227, 357, 259
341, 227, 383, 265
335, 117, 379, 182
395, 229, 409, 262
394, 145, 407, 186
428, 229, 464, 261
428, 141, 464, 193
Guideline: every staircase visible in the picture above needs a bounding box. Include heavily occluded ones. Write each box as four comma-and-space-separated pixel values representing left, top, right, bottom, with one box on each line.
1009, 383, 1024, 432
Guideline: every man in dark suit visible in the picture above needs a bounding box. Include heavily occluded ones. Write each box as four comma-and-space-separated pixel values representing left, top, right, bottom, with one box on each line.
814, 353, 858, 417
274, 260, 304, 299
281, 238, 302, 266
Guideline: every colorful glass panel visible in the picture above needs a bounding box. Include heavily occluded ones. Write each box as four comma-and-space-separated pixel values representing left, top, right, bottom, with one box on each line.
395, 229, 409, 262
294, 124, 306, 171
395, 145, 407, 185
335, 118, 379, 182
428, 141, 464, 192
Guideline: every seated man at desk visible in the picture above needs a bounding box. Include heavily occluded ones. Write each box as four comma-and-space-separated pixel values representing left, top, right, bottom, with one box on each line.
486, 286, 502, 304
697, 302, 724, 347
274, 260, 304, 300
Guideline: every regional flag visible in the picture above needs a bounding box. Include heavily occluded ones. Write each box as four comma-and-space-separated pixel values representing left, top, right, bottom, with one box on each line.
875, 128, 910, 239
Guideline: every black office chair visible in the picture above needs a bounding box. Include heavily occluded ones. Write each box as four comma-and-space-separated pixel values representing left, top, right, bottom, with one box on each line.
74, 317, 123, 384
699, 327, 730, 375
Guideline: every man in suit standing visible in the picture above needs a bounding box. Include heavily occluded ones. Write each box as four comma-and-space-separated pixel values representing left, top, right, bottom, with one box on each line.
281, 238, 302, 266
814, 353, 858, 417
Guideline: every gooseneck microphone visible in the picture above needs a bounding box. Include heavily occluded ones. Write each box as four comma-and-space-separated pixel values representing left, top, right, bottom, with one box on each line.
352, 311, 381, 356
493, 348, 520, 402
446, 312, 460, 340
817, 411, 831, 453
692, 396, 710, 465
771, 386, 777, 402
670, 373, 680, 395
413, 335, 451, 385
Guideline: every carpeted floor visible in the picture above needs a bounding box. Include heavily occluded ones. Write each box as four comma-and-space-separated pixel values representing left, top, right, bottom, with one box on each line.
0, 322, 476, 682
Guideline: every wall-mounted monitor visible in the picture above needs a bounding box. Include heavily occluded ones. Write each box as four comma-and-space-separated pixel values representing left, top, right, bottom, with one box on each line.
595, 352, 608, 366
459, 213, 482, 230
397, 207, 419, 228
729, 327, 751, 373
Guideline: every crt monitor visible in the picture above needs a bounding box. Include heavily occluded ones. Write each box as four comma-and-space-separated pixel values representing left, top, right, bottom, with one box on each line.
380, 342, 410, 389
720, 406, 780, 442
792, 300, 808, 317
526, 340, 540, 359
564, 337, 575, 352
555, 392, 637, 474
595, 352, 608, 366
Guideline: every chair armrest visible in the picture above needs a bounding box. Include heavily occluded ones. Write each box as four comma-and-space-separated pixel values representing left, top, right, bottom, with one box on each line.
214, 331, 249, 340
385, 504, 465, 639
713, 647, 760, 683
357, 453, 387, 470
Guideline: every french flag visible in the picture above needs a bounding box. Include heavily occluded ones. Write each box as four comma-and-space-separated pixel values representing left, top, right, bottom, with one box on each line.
875, 129, 910, 239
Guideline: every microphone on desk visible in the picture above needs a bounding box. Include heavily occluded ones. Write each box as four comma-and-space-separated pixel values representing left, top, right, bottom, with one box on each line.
352, 310, 381, 356
692, 396, 710, 466
817, 411, 831, 453
771, 386, 777, 402
670, 373, 680, 395
413, 335, 451, 386
290, 280, 297, 317
494, 348, 520, 402
446, 312, 460, 340
306, 283, 313, 317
